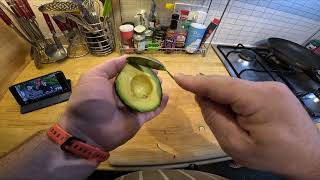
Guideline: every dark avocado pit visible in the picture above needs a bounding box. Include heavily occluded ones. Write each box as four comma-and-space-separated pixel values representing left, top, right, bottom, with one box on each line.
115, 63, 162, 112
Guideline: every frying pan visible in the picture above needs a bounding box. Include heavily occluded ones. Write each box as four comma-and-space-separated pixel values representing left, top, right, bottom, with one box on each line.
268, 38, 320, 70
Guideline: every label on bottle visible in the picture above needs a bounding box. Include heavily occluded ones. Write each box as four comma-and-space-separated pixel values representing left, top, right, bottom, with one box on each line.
176, 32, 187, 48
164, 31, 176, 48
134, 41, 146, 52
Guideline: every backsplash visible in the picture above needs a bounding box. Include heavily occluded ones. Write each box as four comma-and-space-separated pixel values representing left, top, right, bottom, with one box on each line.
119, 0, 320, 46
1, 0, 319, 46
207, 0, 320, 45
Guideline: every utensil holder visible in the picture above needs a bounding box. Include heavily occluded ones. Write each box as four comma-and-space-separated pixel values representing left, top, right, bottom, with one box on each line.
67, 30, 89, 58
80, 20, 114, 56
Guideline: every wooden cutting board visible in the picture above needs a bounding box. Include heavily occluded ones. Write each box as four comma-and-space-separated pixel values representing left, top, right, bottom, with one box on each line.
0, 49, 229, 169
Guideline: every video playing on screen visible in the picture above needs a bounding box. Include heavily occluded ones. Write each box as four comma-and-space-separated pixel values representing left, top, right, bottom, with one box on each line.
15, 74, 63, 104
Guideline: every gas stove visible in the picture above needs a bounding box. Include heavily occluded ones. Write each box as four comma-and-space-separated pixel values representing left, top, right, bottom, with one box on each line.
212, 44, 320, 123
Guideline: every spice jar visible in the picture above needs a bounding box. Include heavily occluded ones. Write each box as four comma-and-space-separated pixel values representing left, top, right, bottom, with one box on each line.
133, 25, 146, 53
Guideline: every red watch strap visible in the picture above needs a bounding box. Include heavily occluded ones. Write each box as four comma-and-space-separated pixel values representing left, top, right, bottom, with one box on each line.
48, 123, 71, 144
47, 123, 109, 162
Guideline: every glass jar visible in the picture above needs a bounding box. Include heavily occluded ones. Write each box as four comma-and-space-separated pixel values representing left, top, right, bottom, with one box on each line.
134, 33, 146, 53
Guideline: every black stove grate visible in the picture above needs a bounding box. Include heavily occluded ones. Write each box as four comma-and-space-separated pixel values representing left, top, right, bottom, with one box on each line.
214, 44, 320, 120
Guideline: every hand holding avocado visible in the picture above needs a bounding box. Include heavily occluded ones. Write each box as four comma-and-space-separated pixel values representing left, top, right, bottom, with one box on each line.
115, 56, 173, 112
59, 56, 169, 151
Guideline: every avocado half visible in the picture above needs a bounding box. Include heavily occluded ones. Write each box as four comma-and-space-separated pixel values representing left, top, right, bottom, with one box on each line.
115, 63, 162, 112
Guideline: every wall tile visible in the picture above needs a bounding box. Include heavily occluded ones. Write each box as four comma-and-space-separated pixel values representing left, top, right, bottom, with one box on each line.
209, 0, 320, 45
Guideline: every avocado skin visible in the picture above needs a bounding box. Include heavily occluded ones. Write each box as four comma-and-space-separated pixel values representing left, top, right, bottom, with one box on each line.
115, 64, 163, 112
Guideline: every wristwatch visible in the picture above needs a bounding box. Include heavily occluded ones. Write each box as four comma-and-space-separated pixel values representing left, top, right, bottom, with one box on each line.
47, 123, 109, 162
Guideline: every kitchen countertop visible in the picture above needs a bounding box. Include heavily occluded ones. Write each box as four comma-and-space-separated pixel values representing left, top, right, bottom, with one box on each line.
7, 46, 315, 170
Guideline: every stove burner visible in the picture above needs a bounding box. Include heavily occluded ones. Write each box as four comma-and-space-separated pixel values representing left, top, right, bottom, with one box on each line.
215, 44, 320, 121
238, 50, 256, 61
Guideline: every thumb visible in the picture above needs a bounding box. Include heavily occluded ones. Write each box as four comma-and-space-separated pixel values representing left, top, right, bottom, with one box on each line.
89, 55, 127, 79
195, 95, 253, 156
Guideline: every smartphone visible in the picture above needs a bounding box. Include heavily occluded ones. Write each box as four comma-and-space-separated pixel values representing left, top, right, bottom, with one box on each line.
9, 71, 71, 113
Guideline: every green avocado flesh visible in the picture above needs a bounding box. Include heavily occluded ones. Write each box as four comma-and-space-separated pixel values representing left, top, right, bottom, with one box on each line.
115, 63, 162, 112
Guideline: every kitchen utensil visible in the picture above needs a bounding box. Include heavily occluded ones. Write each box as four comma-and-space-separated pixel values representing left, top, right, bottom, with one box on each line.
1, 0, 52, 66
80, 20, 114, 56
65, 18, 89, 58
7, 0, 50, 51
38, 1, 80, 15
21, 0, 34, 16
268, 38, 320, 82
0, 1, 34, 43
42, 13, 68, 61
38, 2, 94, 31
4, 0, 37, 39
126, 56, 174, 79
72, 0, 96, 24
31, 46, 42, 69
82, 0, 100, 23
268, 38, 320, 70
14, 0, 49, 45
0, 6, 34, 44
53, 14, 94, 35
52, 16, 69, 34
67, 32, 89, 58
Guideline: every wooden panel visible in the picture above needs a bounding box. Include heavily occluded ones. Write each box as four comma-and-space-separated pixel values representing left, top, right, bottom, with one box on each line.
0, 21, 30, 99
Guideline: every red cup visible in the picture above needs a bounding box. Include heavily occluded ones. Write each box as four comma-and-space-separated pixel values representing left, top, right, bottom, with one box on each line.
120, 24, 134, 50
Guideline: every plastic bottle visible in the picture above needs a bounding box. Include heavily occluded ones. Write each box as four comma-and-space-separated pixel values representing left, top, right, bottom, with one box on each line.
148, 0, 160, 30
164, 14, 179, 51
176, 10, 189, 48
183, 11, 197, 30
185, 23, 206, 53
163, 3, 175, 27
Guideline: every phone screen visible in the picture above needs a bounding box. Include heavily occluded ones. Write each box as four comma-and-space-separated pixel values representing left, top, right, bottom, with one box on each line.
13, 73, 64, 105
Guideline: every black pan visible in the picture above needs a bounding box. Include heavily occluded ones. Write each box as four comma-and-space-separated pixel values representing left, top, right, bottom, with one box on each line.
268, 38, 320, 70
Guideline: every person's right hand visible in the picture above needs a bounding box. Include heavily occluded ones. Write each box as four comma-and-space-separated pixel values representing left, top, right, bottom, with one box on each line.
175, 74, 320, 179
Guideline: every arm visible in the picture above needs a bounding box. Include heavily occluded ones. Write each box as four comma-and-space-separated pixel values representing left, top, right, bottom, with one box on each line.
0, 132, 98, 180
175, 74, 320, 180
0, 56, 169, 180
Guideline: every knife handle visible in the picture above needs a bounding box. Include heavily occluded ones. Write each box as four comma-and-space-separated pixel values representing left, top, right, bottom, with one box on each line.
5, 0, 22, 18
0, 7, 13, 25
67, 18, 77, 29
52, 17, 68, 32
13, 0, 32, 20
21, 0, 35, 18
42, 13, 56, 34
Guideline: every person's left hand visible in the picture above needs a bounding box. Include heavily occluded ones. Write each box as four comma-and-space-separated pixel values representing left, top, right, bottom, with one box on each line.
59, 56, 169, 151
